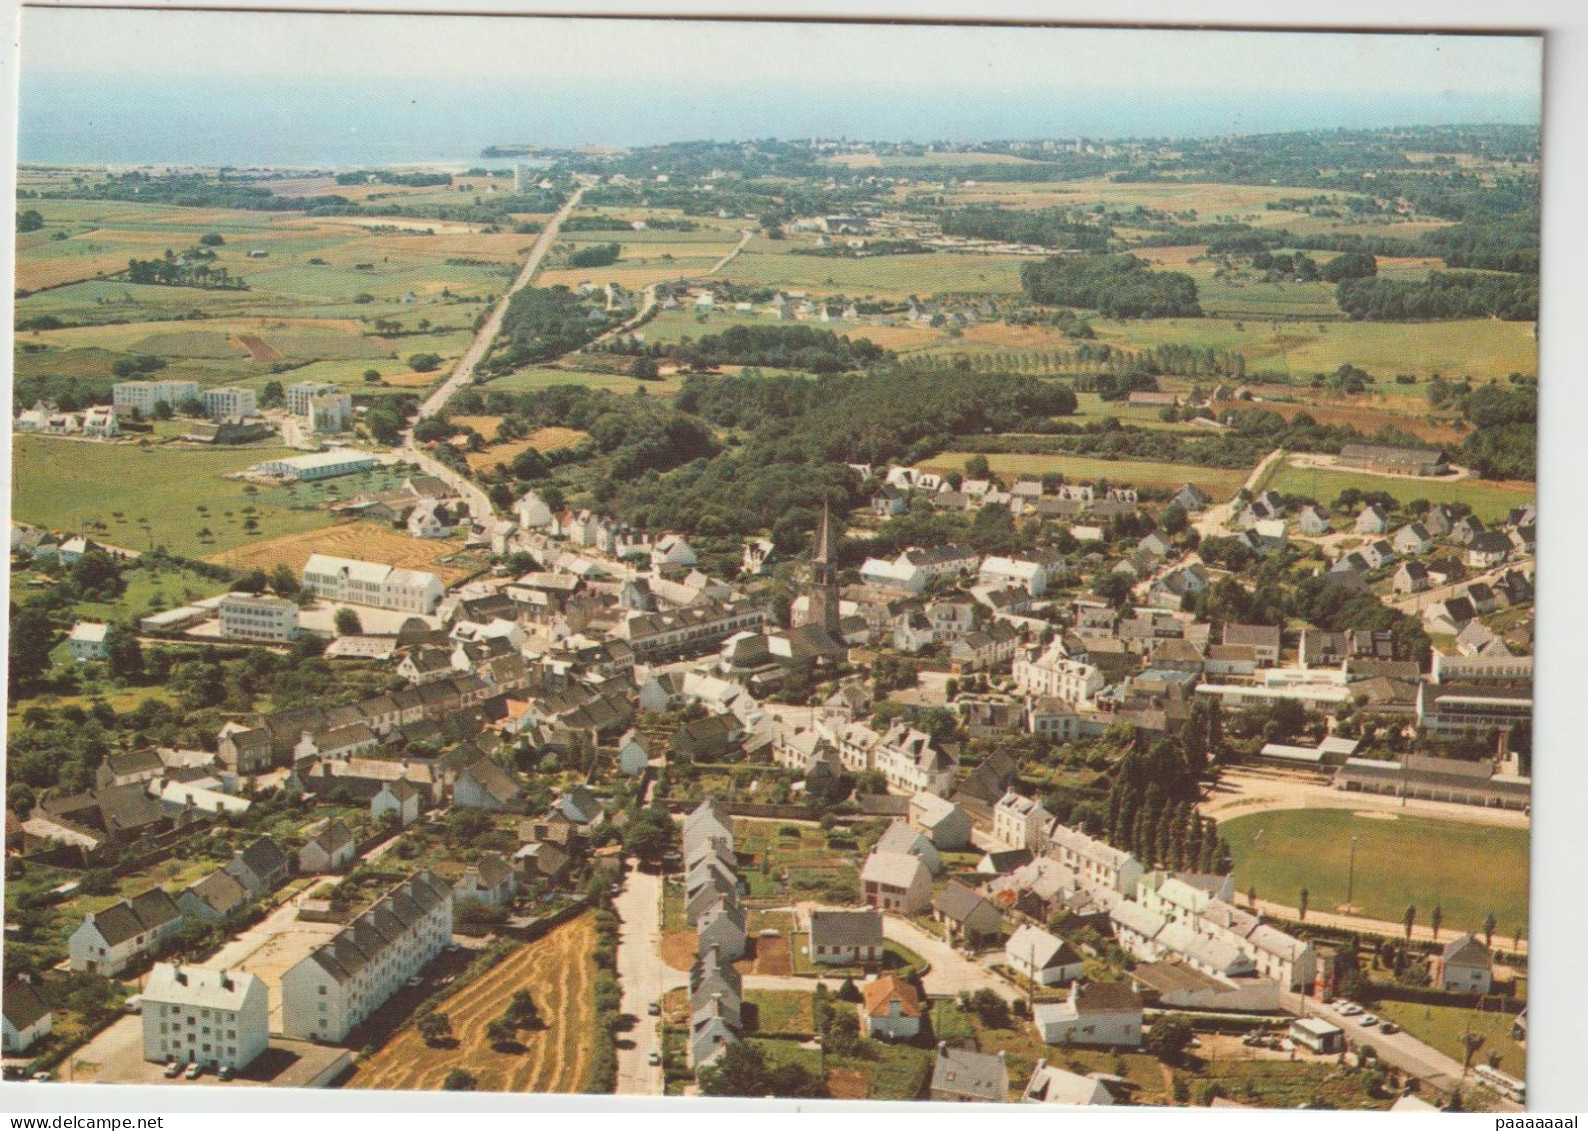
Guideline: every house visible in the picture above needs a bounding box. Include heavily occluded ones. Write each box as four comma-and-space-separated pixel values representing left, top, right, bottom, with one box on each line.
1393, 522, 1434, 557
2, 979, 53, 1054
281, 871, 452, 1042
68, 621, 110, 662
453, 757, 524, 811
617, 730, 650, 777
1022, 1060, 1114, 1106
68, 888, 184, 974
808, 908, 884, 966
1393, 561, 1430, 594
908, 790, 972, 849
454, 854, 516, 908
860, 851, 933, 914
1354, 505, 1391, 535
861, 975, 923, 1040
298, 818, 357, 874
1005, 924, 1084, 987
1045, 823, 1144, 896
871, 486, 908, 517
992, 791, 1052, 852
1467, 530, 1514, 569
223, 837, 291, 898
1429, 933, 1493, 994
683, 799, 735, 870
696, 899, 747, 962
929, 1043, 1009, 1103
556, 784, 605, 830
1033, 982, 1144, 1048
142, 964, 269, 1071
371, 778, 421, 827
1223, 623, 1280, 666
931, 881, 1004, 945
1171, 483, 1210, 513
1296, 505, 1333, 536
176, 869, 250, 923
874, 820, 943, 875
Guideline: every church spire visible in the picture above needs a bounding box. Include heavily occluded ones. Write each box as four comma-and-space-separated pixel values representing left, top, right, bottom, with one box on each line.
813, 501, 833, 565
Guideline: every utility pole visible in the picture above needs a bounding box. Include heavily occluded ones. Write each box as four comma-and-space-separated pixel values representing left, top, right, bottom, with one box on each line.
1346, 835, 1359, 912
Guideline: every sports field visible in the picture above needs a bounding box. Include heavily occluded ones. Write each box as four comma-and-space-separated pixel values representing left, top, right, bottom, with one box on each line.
11, 435, 334, 559
1219, 810, 1529, 940
916, 451, 1249, 497
1265, 460, 1534, 523
348, 914, 596, 1094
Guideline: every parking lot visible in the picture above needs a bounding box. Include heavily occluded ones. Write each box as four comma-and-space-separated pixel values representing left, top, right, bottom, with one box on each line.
202, 890, 344, 1031
53, 1015, 350, 1089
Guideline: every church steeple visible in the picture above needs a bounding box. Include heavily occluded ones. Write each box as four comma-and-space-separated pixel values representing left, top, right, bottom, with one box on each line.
809, 502, 841, 635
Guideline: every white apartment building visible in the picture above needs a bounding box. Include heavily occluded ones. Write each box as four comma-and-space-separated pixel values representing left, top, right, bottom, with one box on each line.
872, 722, 958, 795
1044, 823, 1144, 896
281, 871, 452, 1043
303, 554, 445, 614
993, 791, 1054, 851
113, 380, 199, 417
203, 386, 257, 422
1013, 641, 1105, 706
219, 592, 300, 643
142, 964, 268, 1071
311, 392, 354, 433
67, 889, 185, 975
287, 381, 344, 418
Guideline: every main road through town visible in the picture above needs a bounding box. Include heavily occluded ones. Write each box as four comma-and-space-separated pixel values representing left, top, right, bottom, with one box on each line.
395, 183, 587, 522
614, 863, 685, 1095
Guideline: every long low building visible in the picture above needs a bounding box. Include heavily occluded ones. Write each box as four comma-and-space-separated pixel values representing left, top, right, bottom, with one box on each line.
1333, 755, 1530, 810
252, 449, 377, 481
303, 554, 445, 614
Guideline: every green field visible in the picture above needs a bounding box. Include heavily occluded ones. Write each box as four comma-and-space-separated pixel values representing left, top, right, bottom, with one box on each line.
11, 435, 337, 559
1372, 999, 1525, 1081
1266, 461, 1534, 523
1219, 810, 1529, 940
486, 365, 684, 397
917, 450, 1250, 497
722, 247, 1028, 298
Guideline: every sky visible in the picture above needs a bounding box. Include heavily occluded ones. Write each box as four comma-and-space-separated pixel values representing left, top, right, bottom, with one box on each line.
24, 10, 1541, 97
15, 10, 1542, 164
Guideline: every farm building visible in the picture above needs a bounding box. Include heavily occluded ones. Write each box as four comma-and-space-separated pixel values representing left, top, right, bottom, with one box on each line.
252, 449, 378, 481
1337, 443, 1448, 477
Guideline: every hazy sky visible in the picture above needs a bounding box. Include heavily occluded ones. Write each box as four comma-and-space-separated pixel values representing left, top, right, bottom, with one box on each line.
24, 9, 1541, 99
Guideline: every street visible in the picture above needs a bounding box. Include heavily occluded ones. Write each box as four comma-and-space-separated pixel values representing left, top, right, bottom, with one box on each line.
613, 864, 685, 1095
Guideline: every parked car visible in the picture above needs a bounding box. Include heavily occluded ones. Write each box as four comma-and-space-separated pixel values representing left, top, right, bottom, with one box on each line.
1337, 1002, 1364, 1016
647, 1001, 662, 1016
1359, 1014, 1380, 1028
185, 1063, 204, 1080
32, 1071, 52, 1083
163, 1062, 182, 1078
1380, 1022, 1400, 1035
647, 1052, 661, 1067
218, 1065, 233, 1081
405, 976, 423, 988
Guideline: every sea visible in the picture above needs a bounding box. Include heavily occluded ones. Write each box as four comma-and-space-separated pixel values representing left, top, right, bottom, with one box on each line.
17, 73, 1540, 170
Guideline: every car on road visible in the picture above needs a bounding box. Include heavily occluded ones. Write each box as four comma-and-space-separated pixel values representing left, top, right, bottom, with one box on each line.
163, 1062, 182, 1078
648, 1001, 662, 1016
405, 976, 423, 988
647, 1052, 661, 1067
1337, 1002, 1364, 1016
218, 1065, 233, 1082
1359, 1014, 1380, 1027
185, 1063, 204, 1080
32, 1071, 52, 1083
1380, 1022, 1400, 1035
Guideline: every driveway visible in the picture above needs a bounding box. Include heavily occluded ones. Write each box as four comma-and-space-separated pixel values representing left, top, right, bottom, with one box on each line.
613, 863, 686, 1095
881, 915, 1019, 1003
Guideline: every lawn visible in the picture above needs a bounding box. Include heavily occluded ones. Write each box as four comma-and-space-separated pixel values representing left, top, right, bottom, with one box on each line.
11, 436, 336, 559
1218, 810, 1530, 941
1265, 460, 1534, 523
1371, 999, 1525, 1081
744, 989, 816, 1035
69, 561, 232, 624
915, 451, 1250, 497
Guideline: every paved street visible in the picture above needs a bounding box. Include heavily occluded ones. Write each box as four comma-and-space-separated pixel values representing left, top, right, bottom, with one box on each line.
880, 915, 1019, 1003
613, 864, 685, 1095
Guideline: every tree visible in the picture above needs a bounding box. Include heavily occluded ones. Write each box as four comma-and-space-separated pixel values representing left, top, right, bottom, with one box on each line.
1461, 1030, 1486, 1073
1431, 904, 1443, 941
7, 782, 37, 816
408, 352, 444, 373
199, 232, 225, 246
17, 209, 44, 232
964, 988, 1010, 1028
269, 563, 300, 597
1404, 904, 1417, 941
417, 1010, 453, 1046
486, 1017, 517, 1050
334, 608, 363, 635
9, 603, 57, 694
621, 803, 677, 862
964, 454, 991, 480
105, 625, 144, 682
505, 989, 540, 1030
697, 1040, 825, 1098
1483, 912, 1497, 950
442, 1068, 476, 1091
1145, 1014, 1195, 1064
1299, 887, 1309, 922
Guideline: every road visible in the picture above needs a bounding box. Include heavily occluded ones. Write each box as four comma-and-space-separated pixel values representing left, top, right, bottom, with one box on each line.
881, 915, 1020, 1003
613, 864, 684, 1095
1200, 766, 1531, 831
1194, 447, 1285, 539
707, 228, 754, 276
1387, 556, 1533, 616
394, 184, 586, 522
1287, 993, 1522, 1112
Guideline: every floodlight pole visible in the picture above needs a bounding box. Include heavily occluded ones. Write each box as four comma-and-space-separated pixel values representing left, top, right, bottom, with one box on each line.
1346, 835, 1359, 911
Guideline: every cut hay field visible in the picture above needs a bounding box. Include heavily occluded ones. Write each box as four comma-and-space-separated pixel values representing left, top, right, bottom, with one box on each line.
1219, 810, 1529, 940
917, 451, 1249, 497
348, 914, 596, 1094
206, 520, 479, 583
462, 427, 591, 474
636, 307, 940, 353
1265, 460, 1534, 523
487, 365, 684, 397
1213, 396, 1469, 447
10, 435, 335, 559
721, 249, 1027, 299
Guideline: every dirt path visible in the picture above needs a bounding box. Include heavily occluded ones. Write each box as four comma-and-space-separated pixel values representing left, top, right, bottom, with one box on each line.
349, 915, 594, 1093
707, 229, 754, 276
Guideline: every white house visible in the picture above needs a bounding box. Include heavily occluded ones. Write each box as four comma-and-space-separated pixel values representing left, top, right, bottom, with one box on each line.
1023, 1060, 1114, 1106
908, 790, 972, 849
142, 964, 268, 1071
1013, 641, 1104, 706
617, 730, 650, 777
68, 621, 110, 663
873, 820, 943, 875
2, 979, 53, 1054
513, 491, 554, 529
1033, 982, 1144, 1048
993, 791, 1053, 851
281, 871, 452, 1042
860, 852, 933, 914
1006, 925, 1085, 987
1045, 823, 1144, 896
371, 779, 421, 828
298, 819, 358, 874
68, 888, 185, 975
1430, 933, 1493, 994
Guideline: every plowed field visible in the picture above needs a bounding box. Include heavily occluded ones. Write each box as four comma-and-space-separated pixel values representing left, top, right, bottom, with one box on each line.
348, 915, 596, 1094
